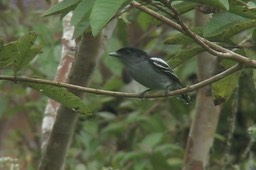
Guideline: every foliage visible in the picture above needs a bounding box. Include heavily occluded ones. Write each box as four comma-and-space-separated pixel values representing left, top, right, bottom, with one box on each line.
0, 0, 256, 170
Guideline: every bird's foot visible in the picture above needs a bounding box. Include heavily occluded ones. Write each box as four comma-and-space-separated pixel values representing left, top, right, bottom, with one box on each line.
139, 89, 152, 100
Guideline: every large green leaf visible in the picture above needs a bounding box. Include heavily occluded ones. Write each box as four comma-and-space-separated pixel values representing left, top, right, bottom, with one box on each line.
13, 33, 42, 74
173, 1, 198, 14
164, 27, 202, 45
222, 19, 256, 40
73, 18, 91, 39
168, 46, 204, 68
24, 82, 91, 115
42, 0, 81, 16
175, 0, 229, 10
203, 12, 247, 37
212, 71, 240, 105
90, 0, 126, 36
165, 14, 256, 45
0, 43, 17, 68
229, 0, 256, 19
71, 0, 95, 26
0, 33, 41, 73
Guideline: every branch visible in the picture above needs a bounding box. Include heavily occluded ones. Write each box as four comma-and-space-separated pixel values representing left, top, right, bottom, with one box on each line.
0, 63, 242, 99
130, 1, 256, 69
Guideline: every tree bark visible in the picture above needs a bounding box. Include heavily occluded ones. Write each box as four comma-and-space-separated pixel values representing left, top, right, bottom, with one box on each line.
41, 11, 75, 151
38, 17, 117, 170
183, 11, 221, 170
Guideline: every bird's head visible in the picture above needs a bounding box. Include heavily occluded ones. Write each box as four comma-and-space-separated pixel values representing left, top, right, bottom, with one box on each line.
109, 47, 148, 65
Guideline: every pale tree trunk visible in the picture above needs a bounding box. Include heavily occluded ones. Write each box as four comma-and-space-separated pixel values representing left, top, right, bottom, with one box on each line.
41, 10, 75, 151
183, 11, 221, 170
39, 3, 117, 170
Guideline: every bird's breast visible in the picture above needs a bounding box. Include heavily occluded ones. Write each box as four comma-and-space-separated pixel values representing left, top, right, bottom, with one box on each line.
126, 61, 172, 90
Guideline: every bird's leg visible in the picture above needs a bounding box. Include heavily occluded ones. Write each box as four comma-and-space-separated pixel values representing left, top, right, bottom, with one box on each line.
139, 89, 152, 99
165, 85, 173, 97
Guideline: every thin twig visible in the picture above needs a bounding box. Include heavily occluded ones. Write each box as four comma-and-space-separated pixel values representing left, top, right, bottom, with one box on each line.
0, 64, 242, 98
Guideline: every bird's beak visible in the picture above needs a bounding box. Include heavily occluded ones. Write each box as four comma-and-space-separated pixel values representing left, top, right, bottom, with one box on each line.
109, 51, 120, 57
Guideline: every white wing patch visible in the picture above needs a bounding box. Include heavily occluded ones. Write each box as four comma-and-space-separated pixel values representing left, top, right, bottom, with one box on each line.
149, 57, 179, 80
150, 57, 171, 71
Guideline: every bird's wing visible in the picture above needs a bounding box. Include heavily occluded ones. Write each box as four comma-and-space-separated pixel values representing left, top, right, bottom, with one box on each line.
148, 57, 182, 85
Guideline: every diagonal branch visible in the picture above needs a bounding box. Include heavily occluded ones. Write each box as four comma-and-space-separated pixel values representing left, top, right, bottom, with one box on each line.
130, 1, 256, 69
0, 63, 242, 99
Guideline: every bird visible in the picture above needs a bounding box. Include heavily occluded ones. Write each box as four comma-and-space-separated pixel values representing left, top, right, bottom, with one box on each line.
109, 47, 191, 104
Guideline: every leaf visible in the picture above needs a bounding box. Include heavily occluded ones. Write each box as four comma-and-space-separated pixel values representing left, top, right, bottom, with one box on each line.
71, 0, 95, 26
229, 0, 256, 19
173, 1, 198, 14
168, 46, 204, 68
101, 122, 126, 134
154, 144, 183, 153
73, 19, 91, 39
90, 0, 126, 36
42, 0, 81, 17
167, 158, 183, 166
13, 32, 42, 74
24, 82, 91, 115
96, 111, 116, 120
140, 132, 164, 149
121, 151, 147, 163
151, 153, 172, 170
164, 27, 202, 45
137, 12, 157, 31
179, 0, 229, 10
0, 43, 17, 68
203, 12, 247, 37
212, 71, 240, 105
222, 19, 256, 40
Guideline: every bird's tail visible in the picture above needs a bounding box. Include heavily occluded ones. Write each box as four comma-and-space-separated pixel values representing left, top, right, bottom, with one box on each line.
180, 93, 191, 104
177, 84, 191, 104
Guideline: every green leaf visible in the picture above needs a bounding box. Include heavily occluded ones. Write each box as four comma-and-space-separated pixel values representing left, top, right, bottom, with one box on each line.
90, 0, 126, 36
164, 27, 202, 45
229, 0, 256, 19
203, 12, 247, 37
73, 19, 91, 39
173, 1, 198, 14
24, 82, 91, 115
137, 12, 156, 31
222, 19, 256, 40
13, 32, 42, 74
178, 0, 229, 10
168, 46, 204, 68
71, 0, 95, 26
212, 71, 240, 105
154, 144, 183, 153
219, 0, 229, 10
42, 0, 81, 16
140, 132, 164, 149
167, 158, 183, 166
0, 42, 17, 68
101, 122, 126, 134
121, 151, 147, 163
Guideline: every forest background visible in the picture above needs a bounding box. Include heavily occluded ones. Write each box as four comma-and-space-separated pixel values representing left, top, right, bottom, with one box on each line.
0, 0, 256, 170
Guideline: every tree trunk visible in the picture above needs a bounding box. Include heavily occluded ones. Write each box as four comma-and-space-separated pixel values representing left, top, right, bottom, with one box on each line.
183, 11, 221, 170
38, 14, 117, 170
